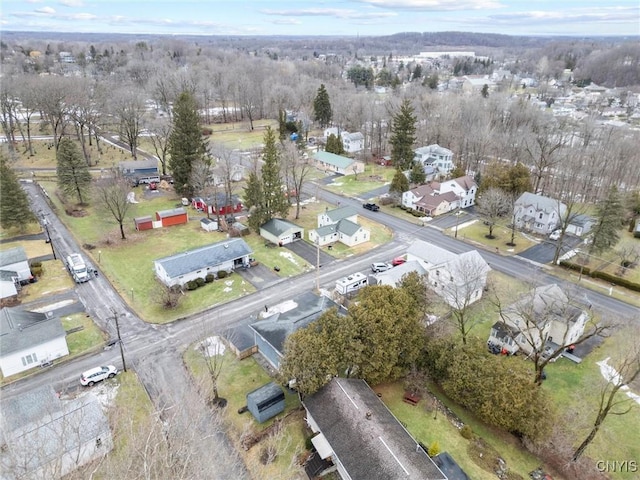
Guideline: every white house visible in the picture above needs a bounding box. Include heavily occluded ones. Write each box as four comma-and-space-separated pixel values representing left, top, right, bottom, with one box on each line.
154, 238, 252, 287
313, 151, 365, 175
487, 284, 589, 356
260, 218, 304, 246
309, 206, 370, 247
0, 307, 69, 377
322, 128, 365, 153
375, 240, 490, 308
1, 385, 113, 480
402, 175, 477, 215
514, 192, 566, 235
0, 246, 32, 284
565, 214, 595, 237
413, 144, 455, 174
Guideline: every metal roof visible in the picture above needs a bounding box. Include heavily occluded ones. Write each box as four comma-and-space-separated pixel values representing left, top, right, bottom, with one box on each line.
314, 151, 356, 169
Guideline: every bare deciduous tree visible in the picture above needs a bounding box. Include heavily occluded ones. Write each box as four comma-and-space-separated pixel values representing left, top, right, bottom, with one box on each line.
93, 170, 135, 240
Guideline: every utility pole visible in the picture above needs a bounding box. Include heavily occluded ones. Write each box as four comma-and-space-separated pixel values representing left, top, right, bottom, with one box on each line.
42, 218, 57, 259
112, 309, 127, 372
316, 237, 320, 291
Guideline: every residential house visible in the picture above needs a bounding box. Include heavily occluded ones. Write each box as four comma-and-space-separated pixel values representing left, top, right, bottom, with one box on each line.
0, 247, 32, 284
402, 176, 477, 216
341, 132, 365, 153
487, 284, 589, 357
191, 194, 243, 216
309, 206, 370, 247
514, 192, 566, 235
0, 385, 113, 480
0, 307, 69, 377
375, 240, 490, 308
566, 214, 595, 237
303, 378, 448, 480
260, 218, 304, 246
210, 163, 245, 184
313, 151, 365, 176
118, 159, 159, 177
413, 144, 455, 175
461, 75, 496, 95
154, 238, 252, 287
250, 291, 342, 369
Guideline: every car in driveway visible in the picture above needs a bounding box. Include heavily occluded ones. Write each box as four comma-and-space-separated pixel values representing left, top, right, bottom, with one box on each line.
363, 203, 380, 212
549, 229, 561, 241
392, 257, 406, 266
80, 365, 118, 386
371, 262, 392, 273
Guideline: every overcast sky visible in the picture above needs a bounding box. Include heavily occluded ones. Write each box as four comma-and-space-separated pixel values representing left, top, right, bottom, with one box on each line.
2, 0, 639, 37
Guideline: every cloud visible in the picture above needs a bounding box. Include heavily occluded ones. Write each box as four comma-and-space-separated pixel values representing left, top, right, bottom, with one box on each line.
482, 6, 640, 26
70, 12, 96, 21
59, 0, 84, 6
261, 8, 397, 20
271, 18, 302, 25
34, 6, 56, 14
357, 0, 504, 11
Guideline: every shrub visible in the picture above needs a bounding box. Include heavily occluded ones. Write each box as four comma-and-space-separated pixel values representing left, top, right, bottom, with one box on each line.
217, 270, 228, 279
427, 440, 441, 456
196, 277, 206, 287
186, 280, 199, 290
205, 273, 215, 283
31, 265, 43, 277
460, 425, 474, 440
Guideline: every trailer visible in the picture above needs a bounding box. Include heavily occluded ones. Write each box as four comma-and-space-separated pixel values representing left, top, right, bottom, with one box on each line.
335, 272, 368, 295
66, 253, 90, 283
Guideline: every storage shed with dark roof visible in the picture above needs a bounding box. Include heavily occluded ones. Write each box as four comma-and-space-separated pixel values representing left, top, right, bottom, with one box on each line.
246, 382, 285, 423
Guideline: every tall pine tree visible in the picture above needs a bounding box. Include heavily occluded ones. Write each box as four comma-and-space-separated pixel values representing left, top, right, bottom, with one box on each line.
244, 168, 265, 231
313, 84, 332, 128
389, 99, 417, 170
168, 91, 208, 198
56, 138, 92, 204
0, 156, 36, 231
325, 133, 345, 155
389, 169, 409, 201
590, 186, 624, 254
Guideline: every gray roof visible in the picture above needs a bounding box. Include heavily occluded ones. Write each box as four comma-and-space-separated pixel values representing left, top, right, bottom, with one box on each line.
118, 159, 158, 171
506, 284, 585, 327
324, 205, 358, 223
303, 378, 447, 480
200, 217, 216, 225
0, 270, 18, 281
0, 246, 28, 267
251, 291, 342, 355
261, 218, 302, 237
407, 239, 457, 265
157, 207, 187, 218
314, 151, 355, 169
569, 214, 594, 227
0, 307, 65, 356
246, 381, 284, 403
516, 192, 566, 214
490, 321, 520, 342
155, 238, 253, 279
335, 218, 362, 236
375, 260, 427, 286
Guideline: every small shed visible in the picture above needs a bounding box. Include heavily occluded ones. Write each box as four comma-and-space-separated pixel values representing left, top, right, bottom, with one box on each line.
246, 382, 285, 423
134, 215, 153, 231
156, 208, 188, 227
200, 217, 218, 232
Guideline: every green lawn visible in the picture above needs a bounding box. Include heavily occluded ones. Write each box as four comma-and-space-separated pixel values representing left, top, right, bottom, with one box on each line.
62, 313, 107, 355
324, 164, 395, 197
450, 220, 538, 255
184, 346, 307, 479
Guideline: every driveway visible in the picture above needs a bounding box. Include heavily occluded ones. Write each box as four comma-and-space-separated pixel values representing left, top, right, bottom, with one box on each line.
284, 240, 334, 267
235, 263, 281, 289
360, 184, 390, 200
517, 235, 582, 264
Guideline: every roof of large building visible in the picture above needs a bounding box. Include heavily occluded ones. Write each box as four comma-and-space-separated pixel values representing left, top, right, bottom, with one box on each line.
250, 291, 342, 355
155, 238, 252, 279
0, 246, 28, 268
303, 378, 447, 480
313, 151, 356, 169
0, 307, 65, 356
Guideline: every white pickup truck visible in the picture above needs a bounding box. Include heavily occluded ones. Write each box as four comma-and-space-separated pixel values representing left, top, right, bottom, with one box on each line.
66, 253, 91, 283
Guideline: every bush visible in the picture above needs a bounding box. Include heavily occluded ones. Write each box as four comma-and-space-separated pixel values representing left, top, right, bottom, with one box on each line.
205, 273, 215, 283
196, 277, 206, 287
31, 265, 43, 277
217, 270, 228, 279
185, 280, 199, 290
460, 425, 474, 440
559, 261, 640, 292
427, 440, 441, 456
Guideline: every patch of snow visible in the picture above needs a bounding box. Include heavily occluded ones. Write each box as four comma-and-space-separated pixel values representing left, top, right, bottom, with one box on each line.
261, 300, 297, 318
197, 336, 226, 357
225, 280, 234, 286
596, 357, 640, 406
279, 251, 299, 265
31, 299, 76, 313
331, 182, 344, 186
223, 287, 232, 292
76, 382, 120, 411
456, 219, 477, 230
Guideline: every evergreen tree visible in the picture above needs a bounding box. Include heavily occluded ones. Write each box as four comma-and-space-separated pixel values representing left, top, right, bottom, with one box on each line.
0, 156, 36, 231
389, 169, 409, 201
313, 84, 332, 128
244, 169, 265, 232
277, 109, 287, 144
481, 84, 489, 98
590, 186, 624, 254
409, 161, 426, 185
325, 133, 345, 155
56, 138, 91, 204
261, 127, 289, 221
168, 91, 208, 198
389, 99, 417, 170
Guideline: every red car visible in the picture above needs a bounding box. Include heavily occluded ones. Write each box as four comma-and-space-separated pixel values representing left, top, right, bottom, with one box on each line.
392, 257, 406, 266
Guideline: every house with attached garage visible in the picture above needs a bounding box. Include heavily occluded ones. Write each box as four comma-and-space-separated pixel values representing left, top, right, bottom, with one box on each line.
313, 151, 365, 176
514, 192, 566, 235
260, 218, 304, 246
402, 176, 477, 216
302, 378, 449, 480
0, 385, 113, 480
154, 238, 252, 287
487, 284, 589, 357
0, 307, 69, 377
309, 206, 370, 247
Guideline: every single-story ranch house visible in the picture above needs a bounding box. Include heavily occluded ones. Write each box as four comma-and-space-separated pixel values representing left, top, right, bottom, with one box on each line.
154, 238, 253, 287
313, 151, 365, 176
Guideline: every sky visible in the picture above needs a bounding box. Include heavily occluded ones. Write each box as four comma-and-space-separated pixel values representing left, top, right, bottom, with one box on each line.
1, 0, 639, 37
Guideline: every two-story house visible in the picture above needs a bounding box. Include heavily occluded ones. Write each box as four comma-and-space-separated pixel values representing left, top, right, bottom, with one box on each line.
323, 128, 365, 153
402, 176, 477, 216
309, 206, 370, 247
413, 144, 455, 175
514, 192, 566, 235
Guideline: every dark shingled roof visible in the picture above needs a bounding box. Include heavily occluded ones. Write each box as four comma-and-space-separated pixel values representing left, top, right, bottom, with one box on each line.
246, 381, 284, 404
0, 307, 65, 356
304, 378, 448, 480
250, 291, 342, 356
155, 238, 252, 279
0, 246, 28, 267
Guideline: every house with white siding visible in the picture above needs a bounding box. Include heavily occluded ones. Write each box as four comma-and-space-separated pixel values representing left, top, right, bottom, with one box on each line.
514, 192, 566, 235
413, 144, 455, 174
309, 206, 370, 247
402, 176, 476, 216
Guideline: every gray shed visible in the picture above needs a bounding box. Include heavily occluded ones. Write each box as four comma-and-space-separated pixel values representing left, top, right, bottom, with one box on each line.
246, 382, 285, 423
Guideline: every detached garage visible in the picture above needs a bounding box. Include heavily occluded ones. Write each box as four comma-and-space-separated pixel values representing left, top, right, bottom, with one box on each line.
260, 218, 303, 246
156, 208, 188, 227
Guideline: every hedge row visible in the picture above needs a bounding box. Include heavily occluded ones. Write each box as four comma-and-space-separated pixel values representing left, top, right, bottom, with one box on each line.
184, 271, 229, 291
397, 204, 427, 217
559, 260, 640, 292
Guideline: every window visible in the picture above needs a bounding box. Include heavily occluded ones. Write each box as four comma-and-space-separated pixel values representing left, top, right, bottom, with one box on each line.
21, 353, 37, 366
539, 213, 543, 219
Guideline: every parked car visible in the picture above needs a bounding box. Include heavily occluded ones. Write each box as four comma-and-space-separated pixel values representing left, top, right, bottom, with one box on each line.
371, 262, 391, 273
363, 203, 380, 212
549, 229, 561, 241
80, 365, 118, 386
392, 257, 406, 266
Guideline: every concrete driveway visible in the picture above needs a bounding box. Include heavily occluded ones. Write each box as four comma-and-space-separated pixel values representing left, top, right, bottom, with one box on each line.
235, 263, 281, 289
284, 240, 334, 267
